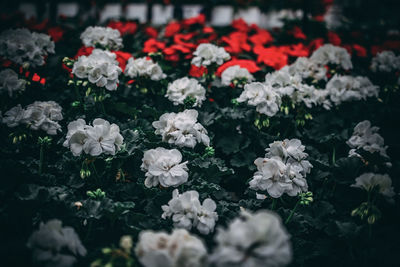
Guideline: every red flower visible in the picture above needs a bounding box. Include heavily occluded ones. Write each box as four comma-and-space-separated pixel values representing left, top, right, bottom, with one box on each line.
352, 44, 367, 57
221, 32, 251, 54
74, 46, 94, 59
47, 26, 64, 42
145, 27, 158, 38
107, 21, 138, 35
232, 19, 249, 32
254, 46, 288, 70
327, 32, 341, 46
289, 26, 307, 40
216, 59, 260, 76
308, 38, 325, 53
249, 29, 273, 46
165, 21, 181, 37
174, 33, 197, 50
32, 73, 41, 82
282, 43, 309, 57
143, 39, 166, 53
189, 64, 208, 77
113, 51, 132, 72
182, 14, 206, 28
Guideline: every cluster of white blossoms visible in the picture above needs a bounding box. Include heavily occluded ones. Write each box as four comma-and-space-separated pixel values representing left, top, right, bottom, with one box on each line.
326, 75, 379, 106
141, 147, 189, 188
347, 120, 389, 159
191, 43, 231, 67
310, 44, 353, 70
370, 51, 400, 72
152, 109, 210, 148
162, 189, 218, 235
63, 118, 123, 157
27, 219, 87, 267
351, 173, 395, 200
221, 65, 255, 87
237, 82, 282, 117
72, 49, 122, 91
0, 28, 55, 67
124, 57, 166, 81
2, 101, 63, 135
249, 139, 312, 198
80, 26, 123, 50
135, 228, 208, 267
210, 209, 292, 267
165, 77, 206, 107
0, 68, 26, 97
288, 57, 327, 81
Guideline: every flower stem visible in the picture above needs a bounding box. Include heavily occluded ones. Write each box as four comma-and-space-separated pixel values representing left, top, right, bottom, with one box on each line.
285, 200, 300, 224
332, 146, 336, 165
270, 198, 277, 210
91, 162, 100, 183
39, 143, 44, 175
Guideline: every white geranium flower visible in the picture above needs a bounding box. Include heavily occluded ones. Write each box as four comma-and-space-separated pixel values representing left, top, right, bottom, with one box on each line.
310, 44, 353, 70
72, 49, 122, 91
0, 28, 54, 67
347, 120, 389, 159
237, 82, 281, 117
210, 209, 292, 267
162, 189, 218, 235
152, 109, 210, 148
63, 118, 123, 157
141, 147, 189, 188
27, 219, 87, 267
221, 65, 254, 87
249, 139, 312, 198
80, 26, 123, 50
2, 104, 25, 127
165, 77, 206, 107
191, 43, 230, 67
351, 173, 395, 200
124, 57, 166, 81
371, 51, 400, 72
0, 69, 26, 97
326, 75, 379, 105
135, 228, 208, 267
288, 57, 327, 81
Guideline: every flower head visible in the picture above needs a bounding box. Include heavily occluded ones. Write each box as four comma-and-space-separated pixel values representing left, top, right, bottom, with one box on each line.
166, 77, 206, 107
80, 26, 123, 50
124, 57, 166, 81
191, 43, 230, 67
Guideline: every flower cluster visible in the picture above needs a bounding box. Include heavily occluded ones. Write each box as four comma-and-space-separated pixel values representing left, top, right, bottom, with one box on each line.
351, 173, 395, 200
165, 77, 206, 107
237, 82, 282, 117
152, 109, 210, 148
135, 229, 207, 267
191, 43, 231, 67
124, 57, 166, 81
310, 44, 353, 70
162, 189, 218, 235
80, 26, 123, 50
2, 101, 63, 135
249, 139, 312, 198
370, 50, 400, 72
347, 120, 389, 159
0, 28, 55, 67
221, 65, 254, 87
63, 118, 123, 157
141, 147, 188, 188
210, 209, 292, 267
0, 69, 26, 97
27, 219, 87, 267
72, 49, 122, 91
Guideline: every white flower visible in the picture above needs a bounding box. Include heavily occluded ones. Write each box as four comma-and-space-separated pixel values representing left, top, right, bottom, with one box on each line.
371, 51, 400, 72
310, 44, 353, 70
0, 69, 26, 97
80, 26, 123, 50
210, 209, 292, 267
135, 228, 208, 267
191, 43, 230, 67
124, 57, 166, 81
63, 118, 123, 157
162, 189, 218, 235
347, 120, 389, 159
221, 65, 254, 87
27, 219, 87, 267
72, 49, 122, 91
152, 109, 210, 148
165, 77, 206, 107
237, 82, 281, 117
141, 147, 189, 188
0, 28, 54, 67
288, 57, 327, 81
326, 75, 379, 105
351, 173, 395, 200
249, 139, 312, 198
2, 104, 25, 127
119, 235, 133, 253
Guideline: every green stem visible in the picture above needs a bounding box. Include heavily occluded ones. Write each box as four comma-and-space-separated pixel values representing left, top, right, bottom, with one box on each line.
74, 85, 81, 101
270, 198, 277, 210
91, 162, 100, 184
99, 101, 106, 115
285, 200, 300, 224
39, 143, 44, 175
332, 146, 336, 165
